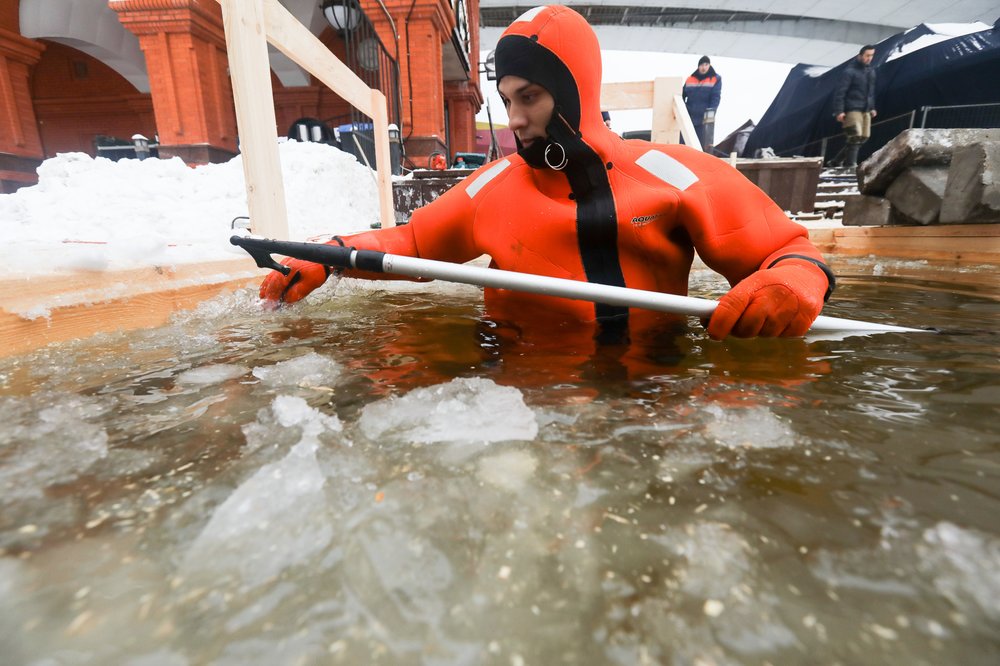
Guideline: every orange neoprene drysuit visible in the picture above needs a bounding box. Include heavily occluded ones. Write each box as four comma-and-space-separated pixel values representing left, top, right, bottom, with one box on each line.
261, 6, 834, 340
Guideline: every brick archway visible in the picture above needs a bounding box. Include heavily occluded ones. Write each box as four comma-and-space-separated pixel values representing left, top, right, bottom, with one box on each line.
32, 39, 155, 158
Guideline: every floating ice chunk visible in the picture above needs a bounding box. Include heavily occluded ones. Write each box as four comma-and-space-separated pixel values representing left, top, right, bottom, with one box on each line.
921, 522, 1000, 621
122, 651, 190, 666
0, 395, 109, 501
270, 394, 342, 433
358, 377, 538, 444
182, 398, 339, 587
251, 352, 342, 388
478, 449, 538, 491
659, 522, 752, 599
702, 404, 796, 450
175, 364, 249, 385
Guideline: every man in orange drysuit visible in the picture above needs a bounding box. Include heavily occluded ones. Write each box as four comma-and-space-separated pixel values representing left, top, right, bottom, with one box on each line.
261, 5, 835, 342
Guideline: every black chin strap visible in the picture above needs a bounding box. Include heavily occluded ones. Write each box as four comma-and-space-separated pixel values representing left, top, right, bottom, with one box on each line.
518, 112, 629, 334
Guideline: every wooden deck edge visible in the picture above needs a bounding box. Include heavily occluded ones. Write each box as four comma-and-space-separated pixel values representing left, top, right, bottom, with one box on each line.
1, 258, 265, 359
3, 225, 998, 360
809, 223, 1000, 265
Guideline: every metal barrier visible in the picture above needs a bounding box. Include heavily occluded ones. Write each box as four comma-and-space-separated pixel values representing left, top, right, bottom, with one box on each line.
325, 0, 403, 169
772, 101, 1000, 165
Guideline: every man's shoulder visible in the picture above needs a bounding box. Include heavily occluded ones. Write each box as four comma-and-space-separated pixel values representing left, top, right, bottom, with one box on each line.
452, 154, 530, 199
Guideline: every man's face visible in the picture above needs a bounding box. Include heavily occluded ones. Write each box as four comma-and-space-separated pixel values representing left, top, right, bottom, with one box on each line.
498, 75, 555, 150
859, 49, 875, 65
697, 62, 711, 75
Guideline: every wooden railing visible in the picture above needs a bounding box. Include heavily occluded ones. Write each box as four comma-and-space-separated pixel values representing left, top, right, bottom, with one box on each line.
216, 0, 395, 238
601, 77, 700, 149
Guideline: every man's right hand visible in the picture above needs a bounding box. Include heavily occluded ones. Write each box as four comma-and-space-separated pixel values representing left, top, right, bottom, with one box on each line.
836, 112, 846, 122
259, 258, 330, 306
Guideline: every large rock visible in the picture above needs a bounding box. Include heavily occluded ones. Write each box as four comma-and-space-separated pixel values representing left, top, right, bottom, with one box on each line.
884, 166, 948, 225
939, 141, 1000, 224
842, 194, 892, 226
858, 128, 1000, 195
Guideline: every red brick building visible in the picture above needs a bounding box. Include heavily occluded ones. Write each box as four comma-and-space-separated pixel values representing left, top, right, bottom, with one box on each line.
0, 0, 482, 192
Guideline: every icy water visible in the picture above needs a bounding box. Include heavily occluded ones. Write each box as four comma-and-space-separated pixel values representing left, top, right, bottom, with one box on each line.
1, 258, 998, 665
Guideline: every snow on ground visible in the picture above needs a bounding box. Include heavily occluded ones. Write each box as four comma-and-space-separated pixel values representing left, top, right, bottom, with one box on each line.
0, 140, 384, 277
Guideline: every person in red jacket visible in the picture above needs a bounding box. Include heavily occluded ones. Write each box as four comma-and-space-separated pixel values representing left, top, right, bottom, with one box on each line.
261, 5, 834, 341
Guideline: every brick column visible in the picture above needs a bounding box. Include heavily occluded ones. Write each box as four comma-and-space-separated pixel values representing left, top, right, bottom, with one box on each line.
111, 0, 237, 164
0, 28, 45, 192
372, 0, 453, 167
445, 80, 482, 155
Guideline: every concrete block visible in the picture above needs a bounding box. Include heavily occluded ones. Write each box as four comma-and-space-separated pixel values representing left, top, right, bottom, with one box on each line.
858, 128, 1000, 195
884, 166, 948, 225
842, 194, 891, 226
940, 142, 1000, 224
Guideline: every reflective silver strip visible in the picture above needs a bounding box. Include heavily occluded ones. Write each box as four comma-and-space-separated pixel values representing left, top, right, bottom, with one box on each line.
513, 7, 546, 22
465, 159, 511, 199
635, 150, 699, 191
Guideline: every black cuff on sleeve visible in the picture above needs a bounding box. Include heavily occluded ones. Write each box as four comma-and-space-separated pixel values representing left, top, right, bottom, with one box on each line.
767, 254, 837, 301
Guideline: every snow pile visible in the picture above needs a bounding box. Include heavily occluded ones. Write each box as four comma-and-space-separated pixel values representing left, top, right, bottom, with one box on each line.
0, 140, 382, 276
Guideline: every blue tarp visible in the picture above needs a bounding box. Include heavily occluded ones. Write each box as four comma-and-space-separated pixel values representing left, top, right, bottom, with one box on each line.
744, 18, 1000, 161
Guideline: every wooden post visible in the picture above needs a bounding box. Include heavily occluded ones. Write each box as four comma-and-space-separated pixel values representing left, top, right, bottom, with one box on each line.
370, 89, 394, 228
651, 77, 681, 144
218, 0, 289, 239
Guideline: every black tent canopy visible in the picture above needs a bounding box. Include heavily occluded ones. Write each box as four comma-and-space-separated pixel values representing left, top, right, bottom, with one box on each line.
744, 18, 1000, 162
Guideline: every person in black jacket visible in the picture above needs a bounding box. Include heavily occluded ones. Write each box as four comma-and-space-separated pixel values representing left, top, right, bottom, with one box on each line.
831, 45, 877, 168
683, 56, 722, 150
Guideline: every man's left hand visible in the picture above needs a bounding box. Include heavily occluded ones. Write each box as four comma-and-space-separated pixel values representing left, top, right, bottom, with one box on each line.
706, 262, 829, 339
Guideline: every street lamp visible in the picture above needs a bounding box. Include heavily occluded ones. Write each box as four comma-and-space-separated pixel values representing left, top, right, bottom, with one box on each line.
132, 133, 150, 160
480, 49, 496, 81
321, 0, 361, 33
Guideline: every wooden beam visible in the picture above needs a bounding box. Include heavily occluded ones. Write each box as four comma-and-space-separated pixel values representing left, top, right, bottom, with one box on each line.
601, 77, 701, 150
262, 0, 373, 115
810, 223, 1000, 264
215, 0, 395, 230
0, 259, 266, 358
218, 0, 289, 240
259, 0, 394, 227
370, 89, 394, 229
600, 81, 653, 111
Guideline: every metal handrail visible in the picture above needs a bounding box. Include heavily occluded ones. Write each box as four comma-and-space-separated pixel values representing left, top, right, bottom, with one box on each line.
770, 100, 1000, 162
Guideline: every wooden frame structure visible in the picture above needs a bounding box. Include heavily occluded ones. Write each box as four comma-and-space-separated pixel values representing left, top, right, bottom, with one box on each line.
217, 0, 395, 237
601, 78, 701, 148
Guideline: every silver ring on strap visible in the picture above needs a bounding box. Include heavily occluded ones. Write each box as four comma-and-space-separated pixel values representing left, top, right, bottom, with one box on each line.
544, 142, 568, 170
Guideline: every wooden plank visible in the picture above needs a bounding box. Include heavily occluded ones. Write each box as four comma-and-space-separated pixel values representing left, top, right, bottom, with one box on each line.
0, 279, 259, 359
260, 0, 393, 228
601, 78, 697, 148
600, 81, 653, 110
829, 226, 1000, 263
0, 259, 263, 312
834, 224, 1000, 239
650, 79, 677, 144
1, 258, 266, 359
218, 0, 289, 240
370, 89, 395, 228
262, 0, 373, 114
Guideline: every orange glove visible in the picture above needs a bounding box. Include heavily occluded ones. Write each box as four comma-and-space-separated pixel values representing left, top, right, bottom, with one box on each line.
259, 258, 331, 305
707, 260, 832, 339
